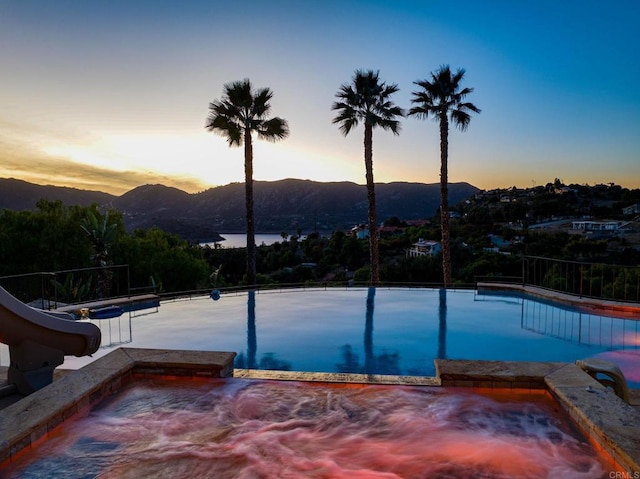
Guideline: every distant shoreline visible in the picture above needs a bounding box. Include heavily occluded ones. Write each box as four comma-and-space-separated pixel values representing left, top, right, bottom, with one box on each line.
202, 232, 333, 249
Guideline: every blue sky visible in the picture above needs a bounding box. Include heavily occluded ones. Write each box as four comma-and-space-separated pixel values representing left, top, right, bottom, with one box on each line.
0, 0, 638, 194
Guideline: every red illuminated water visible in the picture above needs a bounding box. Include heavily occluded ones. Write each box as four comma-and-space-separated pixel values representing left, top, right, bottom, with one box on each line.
2, 378, 614, 478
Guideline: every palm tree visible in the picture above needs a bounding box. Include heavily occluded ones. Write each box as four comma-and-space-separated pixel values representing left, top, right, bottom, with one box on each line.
409, 65, 480, 287
80, 209, 118, 298
206, 79, 289, 287
332, 69, 404, 285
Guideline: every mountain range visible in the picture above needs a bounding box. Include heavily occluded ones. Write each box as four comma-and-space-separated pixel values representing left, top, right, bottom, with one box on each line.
0, 178, 480, 241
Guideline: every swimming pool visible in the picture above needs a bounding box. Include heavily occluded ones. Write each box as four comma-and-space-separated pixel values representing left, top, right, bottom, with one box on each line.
42, 287, 638, 388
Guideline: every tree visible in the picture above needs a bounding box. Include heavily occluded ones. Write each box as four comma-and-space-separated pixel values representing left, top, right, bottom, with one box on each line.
409, 65, 480, 287
80, 208, 120, 298
332, 69, 404, 285
80, 209, 118, 268
206, 79, 289, 286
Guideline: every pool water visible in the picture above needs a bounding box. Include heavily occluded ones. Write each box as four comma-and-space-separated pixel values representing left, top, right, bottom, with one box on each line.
0, 377, 615, 478
18, 288, 639, 386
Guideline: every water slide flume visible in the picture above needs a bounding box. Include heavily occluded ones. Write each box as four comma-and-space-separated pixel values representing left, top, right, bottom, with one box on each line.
0, 286, 101, 395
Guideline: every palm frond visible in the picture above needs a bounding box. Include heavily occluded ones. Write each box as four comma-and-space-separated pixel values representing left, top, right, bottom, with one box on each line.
252, 87, 274, 119
451, 67, 466, 87
225, 79, 253, 110
407, 105, 430, 119
257, 117, 289, 142
459, 101, 481, 114
451, 109, 472, 131
375, 117, 402, 134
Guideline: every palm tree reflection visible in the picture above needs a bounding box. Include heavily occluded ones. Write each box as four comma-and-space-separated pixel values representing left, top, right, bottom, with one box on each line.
337, 287, 400, 375
247, 290, 257, 369
235, 290, 291, 370
364, 286, 375, 373
438, 287, 447, 359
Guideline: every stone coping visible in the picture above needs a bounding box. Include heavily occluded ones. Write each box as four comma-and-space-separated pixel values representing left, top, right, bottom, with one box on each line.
435, 359, 566, 388
54, 294, 160, 313
545, 363, 640, 476
234, 368, 441, 386
0, 350, 638, 476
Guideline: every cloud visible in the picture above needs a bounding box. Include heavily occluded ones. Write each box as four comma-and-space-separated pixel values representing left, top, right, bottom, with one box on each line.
0, 133, 206, 195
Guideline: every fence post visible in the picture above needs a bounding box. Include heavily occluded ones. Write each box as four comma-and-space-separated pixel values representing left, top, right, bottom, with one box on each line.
579, 265, 583, 298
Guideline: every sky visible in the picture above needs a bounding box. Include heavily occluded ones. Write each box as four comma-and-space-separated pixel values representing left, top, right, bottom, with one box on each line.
0, 0, 639, 195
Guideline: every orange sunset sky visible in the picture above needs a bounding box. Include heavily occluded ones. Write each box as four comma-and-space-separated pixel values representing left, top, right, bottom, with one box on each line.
1, 0, 639, 195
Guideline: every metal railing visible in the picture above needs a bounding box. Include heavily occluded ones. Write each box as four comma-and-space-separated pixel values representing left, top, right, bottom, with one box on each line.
2, 257, 638, 308
522, 256, 640, 303
0, 265, 132, 309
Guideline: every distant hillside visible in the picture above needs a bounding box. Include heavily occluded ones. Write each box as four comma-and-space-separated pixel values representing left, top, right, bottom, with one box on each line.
0, 177, 480, 240
0, 178, 115, 210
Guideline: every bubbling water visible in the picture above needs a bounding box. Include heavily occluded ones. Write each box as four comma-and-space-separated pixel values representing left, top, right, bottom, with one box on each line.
2, 378, 612, 478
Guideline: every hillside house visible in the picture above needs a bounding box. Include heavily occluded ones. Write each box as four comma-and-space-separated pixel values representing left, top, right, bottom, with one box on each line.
623, 204, 640, 216
406, 239, 441, 258
351, 225, 369, 239
571, 220, 626, 232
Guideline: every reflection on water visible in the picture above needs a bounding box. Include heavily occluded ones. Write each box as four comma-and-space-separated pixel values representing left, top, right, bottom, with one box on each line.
438, 287, 447, 360
47, 288, 639, 387
520, 297, 640, 350
235, 290, 292, 370
246, 290, 257, 369
364, 286, 375, 374
336, 287, 401, 375
1, 378, 614, 478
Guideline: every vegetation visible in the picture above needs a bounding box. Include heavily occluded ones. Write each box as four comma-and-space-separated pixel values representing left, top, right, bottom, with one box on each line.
80, 209, 118, 298
409, 65, 481, 287
0, 179, 638, 303
332, 69, 404, 285
205, 78, 289, 287
0, 200, 211, 300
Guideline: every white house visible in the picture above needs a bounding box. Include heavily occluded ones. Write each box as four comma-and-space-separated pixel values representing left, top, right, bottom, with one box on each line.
571, 220, 624, 231
351, 224, 369, 239
406, 239, 441, 258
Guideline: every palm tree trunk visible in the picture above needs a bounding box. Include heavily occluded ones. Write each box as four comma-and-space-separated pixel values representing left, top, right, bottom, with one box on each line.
364, 122, 379, 285
244, 129, 257, 287
439, 113, 451, 287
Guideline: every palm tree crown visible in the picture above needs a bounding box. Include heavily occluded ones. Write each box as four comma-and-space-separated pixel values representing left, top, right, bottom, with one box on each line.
408, 65, 480, 129
332, 69, 404, 285
206, 79, 289, 145
332, 69, 404, 136
205, 79, 289, 287
409, 65, 480, 287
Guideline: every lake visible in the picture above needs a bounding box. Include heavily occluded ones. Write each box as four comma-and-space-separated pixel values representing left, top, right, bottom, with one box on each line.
202, 233, 292, 248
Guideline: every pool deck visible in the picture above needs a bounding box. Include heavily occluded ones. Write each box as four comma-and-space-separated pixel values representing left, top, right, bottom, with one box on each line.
0, 348, 638, 475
